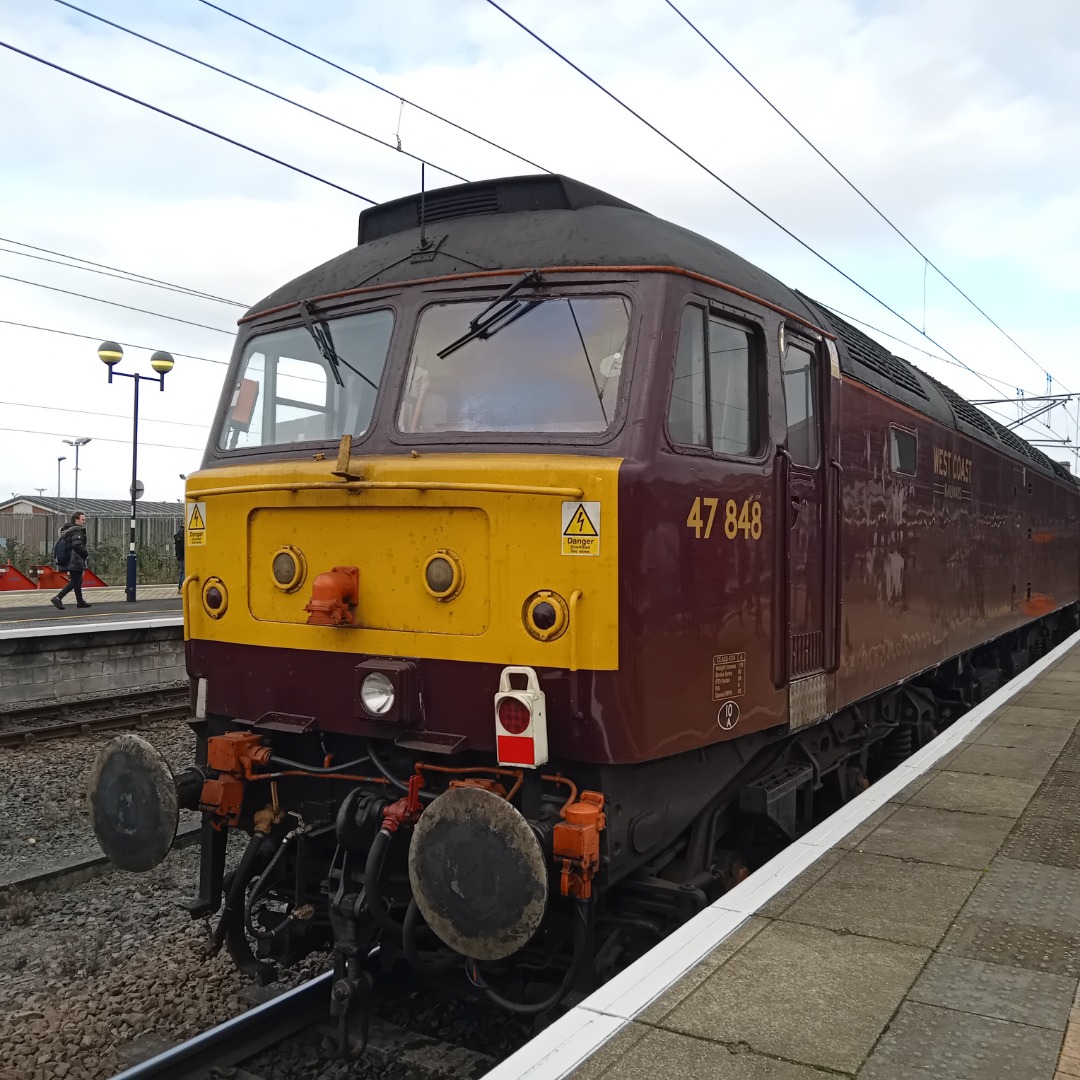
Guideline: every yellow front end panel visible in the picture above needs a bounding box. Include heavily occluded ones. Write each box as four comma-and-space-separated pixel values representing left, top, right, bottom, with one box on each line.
184, 453, 621, 671
250, 506, 491, 635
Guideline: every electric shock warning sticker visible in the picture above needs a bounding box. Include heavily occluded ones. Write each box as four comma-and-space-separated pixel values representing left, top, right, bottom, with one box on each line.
187, 502, 207, 547
561, 501, 600, 556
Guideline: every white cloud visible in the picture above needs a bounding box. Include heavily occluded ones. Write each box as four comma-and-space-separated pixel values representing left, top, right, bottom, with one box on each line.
1, 0, 1078, 501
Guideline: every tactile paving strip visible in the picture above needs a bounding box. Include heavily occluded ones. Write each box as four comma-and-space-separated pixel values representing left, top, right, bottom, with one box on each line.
1001, 812, 1080, 869
940, 914, 1080, 977
860, 1000, 1061, 1078
998, 727, 1080, 869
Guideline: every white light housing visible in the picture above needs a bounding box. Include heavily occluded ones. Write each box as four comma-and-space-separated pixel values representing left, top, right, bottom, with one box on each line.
360, 672, 395, 716
494, 666, 548, 768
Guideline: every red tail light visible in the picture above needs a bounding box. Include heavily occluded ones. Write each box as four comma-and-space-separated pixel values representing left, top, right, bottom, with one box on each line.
497, 697, 531, 735
494, 666, 549, 769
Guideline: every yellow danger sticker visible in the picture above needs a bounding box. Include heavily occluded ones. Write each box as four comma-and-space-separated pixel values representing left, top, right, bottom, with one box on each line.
187, 501, 206, 547
561, 501, 600, 556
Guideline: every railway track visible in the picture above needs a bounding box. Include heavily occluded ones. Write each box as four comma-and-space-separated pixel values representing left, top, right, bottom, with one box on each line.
110, 970, 499, 1080
0, 686, 189, 748
111, 973, 334, 1080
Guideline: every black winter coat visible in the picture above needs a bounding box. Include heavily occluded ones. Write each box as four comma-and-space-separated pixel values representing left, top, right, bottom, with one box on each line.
60, 524, 89, 572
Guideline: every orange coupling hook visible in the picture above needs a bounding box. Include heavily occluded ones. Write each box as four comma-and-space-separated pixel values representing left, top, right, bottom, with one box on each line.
552, 791, 606, 899
304, 566, 359, 627
381, 772, 425, 834
198, 732, 270, 827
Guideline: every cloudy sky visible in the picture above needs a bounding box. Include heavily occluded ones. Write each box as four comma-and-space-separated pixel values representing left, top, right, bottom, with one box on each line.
1, 0, 1077, 504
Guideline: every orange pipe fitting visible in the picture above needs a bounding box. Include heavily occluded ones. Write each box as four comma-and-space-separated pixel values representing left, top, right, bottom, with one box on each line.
304, 565, 359, 626
553, 791, 606, 899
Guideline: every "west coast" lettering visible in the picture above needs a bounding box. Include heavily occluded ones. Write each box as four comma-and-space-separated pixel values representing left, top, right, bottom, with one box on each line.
933, 447, 972, 483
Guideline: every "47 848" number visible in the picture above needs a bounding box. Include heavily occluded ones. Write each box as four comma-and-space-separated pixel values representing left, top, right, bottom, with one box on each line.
686, 497, 762, 540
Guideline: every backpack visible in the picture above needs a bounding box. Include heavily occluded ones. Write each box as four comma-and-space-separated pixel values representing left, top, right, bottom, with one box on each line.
54, 534, 71, 570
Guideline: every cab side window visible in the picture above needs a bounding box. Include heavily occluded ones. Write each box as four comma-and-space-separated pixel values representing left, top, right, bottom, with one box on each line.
668, 305, 758, 456
782, 340, 820, 467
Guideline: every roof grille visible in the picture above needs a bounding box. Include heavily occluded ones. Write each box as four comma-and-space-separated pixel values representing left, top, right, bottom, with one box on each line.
358, 174, 639, 244
926, 377, 998, 438
421, 187, 501, 225
986, 416, 1054, 468
816, 307, 928, 400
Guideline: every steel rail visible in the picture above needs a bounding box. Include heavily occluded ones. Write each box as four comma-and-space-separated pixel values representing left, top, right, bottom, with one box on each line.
0, 684, 187, 726
0, 702, 192, 748
111, 971, 333, 1080
0, 684, 187, 730
0, 819, 202, 894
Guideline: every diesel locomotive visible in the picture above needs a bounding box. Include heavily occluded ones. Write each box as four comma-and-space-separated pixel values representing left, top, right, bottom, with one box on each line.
90, 174, 1080, 1045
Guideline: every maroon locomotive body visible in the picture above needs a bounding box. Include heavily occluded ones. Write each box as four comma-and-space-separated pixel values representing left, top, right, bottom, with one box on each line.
90, 175, 1079, 1037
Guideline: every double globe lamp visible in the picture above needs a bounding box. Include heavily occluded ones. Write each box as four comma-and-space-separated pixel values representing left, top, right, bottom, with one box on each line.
97, 341, 175, 603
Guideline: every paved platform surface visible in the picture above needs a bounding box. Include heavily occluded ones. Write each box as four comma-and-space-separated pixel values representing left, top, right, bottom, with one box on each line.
0, 588, 182, 635
542, 643, 1080, 1079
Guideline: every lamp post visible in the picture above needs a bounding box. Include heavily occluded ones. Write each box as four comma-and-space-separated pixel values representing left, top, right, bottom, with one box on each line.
56, 456, 66, 543
62, 437, 92, 514
98, 341, 175, 602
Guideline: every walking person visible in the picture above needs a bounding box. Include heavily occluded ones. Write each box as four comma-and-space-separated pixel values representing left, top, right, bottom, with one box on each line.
174, 524, 185, 594
51, 511, 92, 610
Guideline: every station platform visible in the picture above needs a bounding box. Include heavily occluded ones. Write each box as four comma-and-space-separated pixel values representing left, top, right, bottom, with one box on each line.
0, 587, 182, 639
490, 631, 1080, 1080
0, 589, 185, 708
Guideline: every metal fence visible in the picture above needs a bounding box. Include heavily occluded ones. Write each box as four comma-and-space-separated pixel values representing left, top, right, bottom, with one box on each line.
0, 513, 183, 584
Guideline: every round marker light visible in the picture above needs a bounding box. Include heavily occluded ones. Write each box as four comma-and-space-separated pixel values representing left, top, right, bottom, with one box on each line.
422, 550, 463, 601
271, 546, 306, 592
426, 557, 454, 592
273, 551, 296, 584
497, 697, 531, 735
522, 590, 569, 641
360, 672, 395, 716
201, 577, 228, 619
531, 602, 557, 631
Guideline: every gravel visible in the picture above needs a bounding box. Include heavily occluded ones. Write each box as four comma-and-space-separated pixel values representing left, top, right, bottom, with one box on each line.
0, 846, 254, 1080
0, 716, 197, 877
0, 718, 536, 1080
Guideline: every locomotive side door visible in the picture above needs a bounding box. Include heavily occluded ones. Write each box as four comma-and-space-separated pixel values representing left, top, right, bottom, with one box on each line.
779, 331, 836, 728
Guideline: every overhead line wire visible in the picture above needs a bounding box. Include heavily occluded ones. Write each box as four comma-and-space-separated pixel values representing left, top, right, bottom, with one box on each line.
1, 425, 204, 451
0, 39, 378, 205
0, 237, 247, 306
0, 245, 248, 307
54, 0, 471, 185
481, 0, 1013, 404
0, 319, 228, 365
1, 399, 210, 429
193, 0, 552, 175
0, 273, 235, 335
815, 303, 1015, 393
661, 0, 1065, 393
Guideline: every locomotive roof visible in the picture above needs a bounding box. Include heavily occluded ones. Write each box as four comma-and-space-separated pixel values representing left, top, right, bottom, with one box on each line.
246, 174, 1073, 487
248, 174, 824, 329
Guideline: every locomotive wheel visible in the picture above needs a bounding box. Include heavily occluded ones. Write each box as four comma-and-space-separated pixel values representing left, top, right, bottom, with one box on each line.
87, 734, 179, 872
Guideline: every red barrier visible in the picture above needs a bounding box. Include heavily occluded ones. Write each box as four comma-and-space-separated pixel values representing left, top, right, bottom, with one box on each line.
33, 566, 108, 590
0, 562, 37, 591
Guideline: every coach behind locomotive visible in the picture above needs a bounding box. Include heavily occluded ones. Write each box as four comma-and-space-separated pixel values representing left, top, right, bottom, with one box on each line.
90, 174, 1079, 1048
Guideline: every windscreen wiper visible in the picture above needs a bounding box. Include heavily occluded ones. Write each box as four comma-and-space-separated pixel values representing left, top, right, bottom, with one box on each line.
298, 300, 379, 391
437, 270, 544, 359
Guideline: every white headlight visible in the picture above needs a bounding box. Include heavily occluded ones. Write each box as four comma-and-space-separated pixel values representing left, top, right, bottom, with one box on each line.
360, 672, 395, 716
